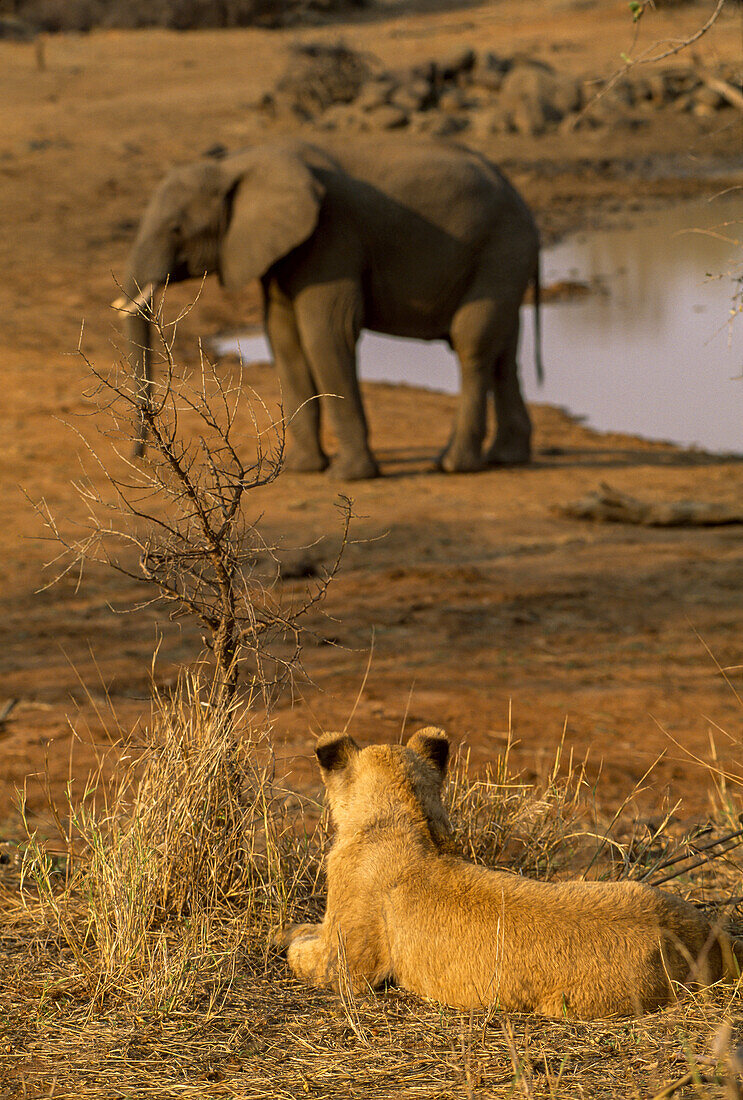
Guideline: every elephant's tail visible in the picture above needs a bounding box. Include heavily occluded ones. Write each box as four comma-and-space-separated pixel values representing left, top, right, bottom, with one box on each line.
533, 253, 544, 387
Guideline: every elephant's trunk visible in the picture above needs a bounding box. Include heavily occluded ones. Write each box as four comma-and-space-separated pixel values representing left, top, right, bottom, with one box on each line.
113, 232, 174, 455
123, 304, 154, 456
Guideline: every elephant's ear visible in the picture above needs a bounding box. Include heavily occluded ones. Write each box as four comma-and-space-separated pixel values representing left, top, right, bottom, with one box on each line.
219, 151, 325, 289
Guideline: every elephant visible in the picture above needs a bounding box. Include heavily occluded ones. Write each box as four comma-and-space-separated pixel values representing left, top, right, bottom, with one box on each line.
115, 136, 542, 480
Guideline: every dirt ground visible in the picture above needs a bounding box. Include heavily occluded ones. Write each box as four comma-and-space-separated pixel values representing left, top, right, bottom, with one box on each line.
1, 0, 742, 833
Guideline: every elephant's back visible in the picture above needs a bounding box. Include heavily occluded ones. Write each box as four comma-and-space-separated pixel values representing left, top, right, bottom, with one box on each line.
306, 135, 531, 242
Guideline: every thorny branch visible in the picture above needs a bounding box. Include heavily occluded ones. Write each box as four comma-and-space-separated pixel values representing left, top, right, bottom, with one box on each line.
33, 291, 353, 705
578, 0, 731, 122
624, 0, 728, 62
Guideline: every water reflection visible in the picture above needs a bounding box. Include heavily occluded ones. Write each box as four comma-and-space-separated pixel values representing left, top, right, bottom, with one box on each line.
214, 194, 742, 454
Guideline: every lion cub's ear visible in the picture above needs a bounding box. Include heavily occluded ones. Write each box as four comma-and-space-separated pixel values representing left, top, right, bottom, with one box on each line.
315, 731, 360, 773
407, 727, 450, 776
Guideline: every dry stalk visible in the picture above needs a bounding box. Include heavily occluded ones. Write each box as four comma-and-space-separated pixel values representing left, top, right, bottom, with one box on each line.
335, 931, 372, 1046
445, 732, 592, 878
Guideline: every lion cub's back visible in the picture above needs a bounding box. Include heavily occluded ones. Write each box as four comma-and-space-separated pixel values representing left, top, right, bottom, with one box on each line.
384, 855, 724, 1017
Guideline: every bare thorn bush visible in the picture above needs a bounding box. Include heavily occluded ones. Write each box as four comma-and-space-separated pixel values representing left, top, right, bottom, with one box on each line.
32, 290, 352, 705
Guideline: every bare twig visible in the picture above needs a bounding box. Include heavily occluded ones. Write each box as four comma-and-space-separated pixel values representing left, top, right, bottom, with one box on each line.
651, 832, 743, 886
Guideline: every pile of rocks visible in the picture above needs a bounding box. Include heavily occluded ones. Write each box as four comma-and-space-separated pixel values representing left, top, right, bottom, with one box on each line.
267, 43, 742, 138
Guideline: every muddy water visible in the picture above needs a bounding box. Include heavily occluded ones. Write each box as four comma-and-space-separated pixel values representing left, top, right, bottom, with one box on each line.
215, 195, 742, 454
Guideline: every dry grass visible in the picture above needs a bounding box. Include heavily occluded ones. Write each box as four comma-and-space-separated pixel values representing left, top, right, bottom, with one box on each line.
14, 672, 325, 1020
2, 685, 743, 1099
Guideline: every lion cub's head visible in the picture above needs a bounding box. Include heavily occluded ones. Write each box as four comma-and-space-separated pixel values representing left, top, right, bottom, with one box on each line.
314, 727, 453, 848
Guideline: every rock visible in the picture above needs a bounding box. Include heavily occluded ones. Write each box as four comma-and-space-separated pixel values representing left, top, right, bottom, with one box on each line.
391, 79, 434, 112
558, 111, 599, 133
0, 16, 36, 40
366, 104, 409, 130
510, 53, 555, 75
356, 77, 395, 111
409, 110, 468, 137
584, 97, 645, 131
554, 73, 582, 115
433, 47, 476, 82
647, 73, 669, 104
630, 76, 652, 103
557, 483, 743, 527
663, 67, 699, 97
469, 104, 514, 136
409, 60, 436, 84
628, 74, 668, 110
317, 103, 366, 130
671, 92, 694, 113
510, 96, 548, 135
275, 42, 371, 119
471, 51, 511, 92
613, 79, 636, 108
499, 67, 550, 131
437, 86, 468, 113
498, 64, 577, 132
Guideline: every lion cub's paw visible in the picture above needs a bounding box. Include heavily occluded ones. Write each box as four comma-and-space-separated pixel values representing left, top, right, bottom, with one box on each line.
271, 922, 319, 951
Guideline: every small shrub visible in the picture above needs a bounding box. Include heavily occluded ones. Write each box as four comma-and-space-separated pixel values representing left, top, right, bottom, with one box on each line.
21, 671, 325, 1013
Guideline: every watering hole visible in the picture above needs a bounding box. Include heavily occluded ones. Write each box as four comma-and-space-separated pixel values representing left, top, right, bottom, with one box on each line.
213, 195, 743, 454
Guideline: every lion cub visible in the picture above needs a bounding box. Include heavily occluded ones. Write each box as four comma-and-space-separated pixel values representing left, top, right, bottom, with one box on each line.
275, 729, 742, 1018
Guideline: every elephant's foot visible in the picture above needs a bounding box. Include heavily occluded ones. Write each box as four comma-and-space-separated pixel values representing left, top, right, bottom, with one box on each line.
485, 441, 532, 466
284, 447, 330, 474
328, 451, 380, 481
437, 441, 484, 474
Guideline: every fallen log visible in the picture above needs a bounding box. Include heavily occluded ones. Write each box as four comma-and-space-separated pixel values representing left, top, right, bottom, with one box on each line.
555, 482, 743, 527
693, 65, 743, 111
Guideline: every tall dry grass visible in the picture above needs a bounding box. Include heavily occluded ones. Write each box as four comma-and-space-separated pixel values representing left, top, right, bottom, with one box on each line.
445, 734, 590, 878
19, 671, 324, 1016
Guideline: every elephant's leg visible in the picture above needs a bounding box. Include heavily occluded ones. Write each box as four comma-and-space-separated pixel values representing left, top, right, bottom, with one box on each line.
485, 320, 532, 466
265, 291, 328, 473
440, 301, 498, 473
293, 290, 379, 481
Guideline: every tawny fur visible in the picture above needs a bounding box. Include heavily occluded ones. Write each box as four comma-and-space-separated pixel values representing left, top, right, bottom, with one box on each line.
275, 729, 742, 1018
